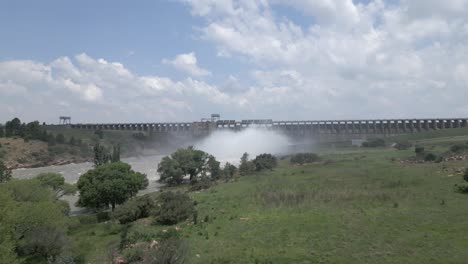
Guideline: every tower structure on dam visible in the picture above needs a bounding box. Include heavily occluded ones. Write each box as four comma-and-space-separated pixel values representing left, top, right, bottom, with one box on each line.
69, 117, 468, 140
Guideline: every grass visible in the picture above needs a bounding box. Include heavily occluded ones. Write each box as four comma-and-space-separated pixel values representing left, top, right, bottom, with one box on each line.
68, 219, 122, 263
67, 131, 468, 263
179, 149, 468, 263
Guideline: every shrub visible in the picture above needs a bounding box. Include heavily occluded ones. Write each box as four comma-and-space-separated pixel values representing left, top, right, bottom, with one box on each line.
152, 237, 188, 264
253, 153, 277, 171
17, 226, 69, 260
120, 228, 186, 264
456, 183, 468, 193
362, 138, 386, 148
55, 133, 66, 144
189, 179, 212, 192
123, 246, 145, 263
424, 153, 437, 162
463, 169, 468, 183
450, 143, 468, 153
415, 146, 425, 155
114, 195, 156, 224
154, 192, 196, 225
96, 211, 111, 222
394, 141, 412, 150
290, 153, 320, 165
77, 215, 98, 225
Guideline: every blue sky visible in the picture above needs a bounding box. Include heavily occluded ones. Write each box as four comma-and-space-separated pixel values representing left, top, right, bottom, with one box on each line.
1, 0, 468, 123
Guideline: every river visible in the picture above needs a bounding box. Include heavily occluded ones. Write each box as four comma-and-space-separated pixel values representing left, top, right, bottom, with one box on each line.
12, 155, 165, 214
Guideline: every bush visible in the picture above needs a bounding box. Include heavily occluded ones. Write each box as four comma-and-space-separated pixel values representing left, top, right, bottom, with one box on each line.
415, 145, 425, 155
456, 183, 468, 193
120, 228, 186, 264
123, 246, 145, 263
114, 195, 156, 224
154, 192, 196, 225
77, 215, 98, 225
463, 169, 468, 183
151, 237, 188, 264
394, 141, 412, 150
120, 226, 179, 249
290, 153, 320, 165
56, 133, 66, 144
253, 153, 277, 171
96, 211, 111, 222
189, 179, 212, 192
362, 138, 386, 148
17, 226, 69, 260
450, 143, 468, 153
424, 153, 437, 162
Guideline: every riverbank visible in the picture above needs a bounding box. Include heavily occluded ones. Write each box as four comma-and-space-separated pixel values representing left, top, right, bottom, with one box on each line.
0, 137, 92, 169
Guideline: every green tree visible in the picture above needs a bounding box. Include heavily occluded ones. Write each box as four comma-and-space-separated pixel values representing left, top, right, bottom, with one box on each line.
0, 179, 70, 262
239, 153, 255, 176
77, 162, 148, 211
158, 156, 184, 185
0, 191, 21, 264
222, 162, 237, 178
23, 121, 43, 140
5, 117, 23, 137
111, 144, 121, 162
93, 143, 110, 167
0, 161, 12, 183
0, 125, 5, 137
157, 147, 220, 185
36, 173, 77, 200
206, 155, 221, 180
253, 153, 277, 171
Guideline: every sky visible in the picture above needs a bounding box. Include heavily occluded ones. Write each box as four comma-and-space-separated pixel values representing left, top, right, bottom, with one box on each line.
1, 0, 468, 123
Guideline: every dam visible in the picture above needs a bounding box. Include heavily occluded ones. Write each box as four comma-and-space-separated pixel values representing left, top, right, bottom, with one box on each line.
69, 116, 468, 140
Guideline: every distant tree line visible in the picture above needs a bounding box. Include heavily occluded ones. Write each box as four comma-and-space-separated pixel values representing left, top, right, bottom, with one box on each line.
0, 117, 85, 148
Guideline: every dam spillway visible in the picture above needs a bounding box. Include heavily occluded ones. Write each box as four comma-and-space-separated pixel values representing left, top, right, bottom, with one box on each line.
69, 118, 468, 139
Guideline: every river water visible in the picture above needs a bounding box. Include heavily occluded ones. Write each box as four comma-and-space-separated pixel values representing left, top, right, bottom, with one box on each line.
12, 155, 165, 214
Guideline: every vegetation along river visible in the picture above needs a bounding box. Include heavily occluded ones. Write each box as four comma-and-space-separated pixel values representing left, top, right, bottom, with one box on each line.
12, 155, 164, 214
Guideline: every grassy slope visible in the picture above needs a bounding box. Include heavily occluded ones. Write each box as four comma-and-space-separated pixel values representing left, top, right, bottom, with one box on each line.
177, 149, 468, 263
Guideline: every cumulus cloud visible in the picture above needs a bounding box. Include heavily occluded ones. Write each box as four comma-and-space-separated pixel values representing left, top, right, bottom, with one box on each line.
163, 52, 211, 77
178, 0, 468, 118
2, 0, 468, 123
0, 54, 235, 123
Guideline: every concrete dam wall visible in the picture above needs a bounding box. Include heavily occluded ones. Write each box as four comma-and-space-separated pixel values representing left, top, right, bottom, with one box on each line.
69, 118, 468, 140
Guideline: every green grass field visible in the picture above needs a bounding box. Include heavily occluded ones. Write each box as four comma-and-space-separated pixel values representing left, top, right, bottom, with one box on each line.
180, 150, 468, 263
69, 144, 468, 263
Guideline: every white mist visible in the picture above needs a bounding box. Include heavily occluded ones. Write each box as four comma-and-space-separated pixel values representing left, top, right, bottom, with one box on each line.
194, 128, 291, 164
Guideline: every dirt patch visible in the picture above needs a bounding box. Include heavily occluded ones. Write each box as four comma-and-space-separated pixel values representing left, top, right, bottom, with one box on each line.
0, 137, 90, 169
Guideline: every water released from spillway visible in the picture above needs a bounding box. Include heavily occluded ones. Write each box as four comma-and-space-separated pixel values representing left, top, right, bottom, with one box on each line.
194, 128, 292, 164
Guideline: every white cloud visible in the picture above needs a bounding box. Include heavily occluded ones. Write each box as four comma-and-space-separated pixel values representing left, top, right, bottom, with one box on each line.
163, 52, 211, 77
0, 54, 238, 123
177, 0, 468, 119
3, 0, 468, 123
